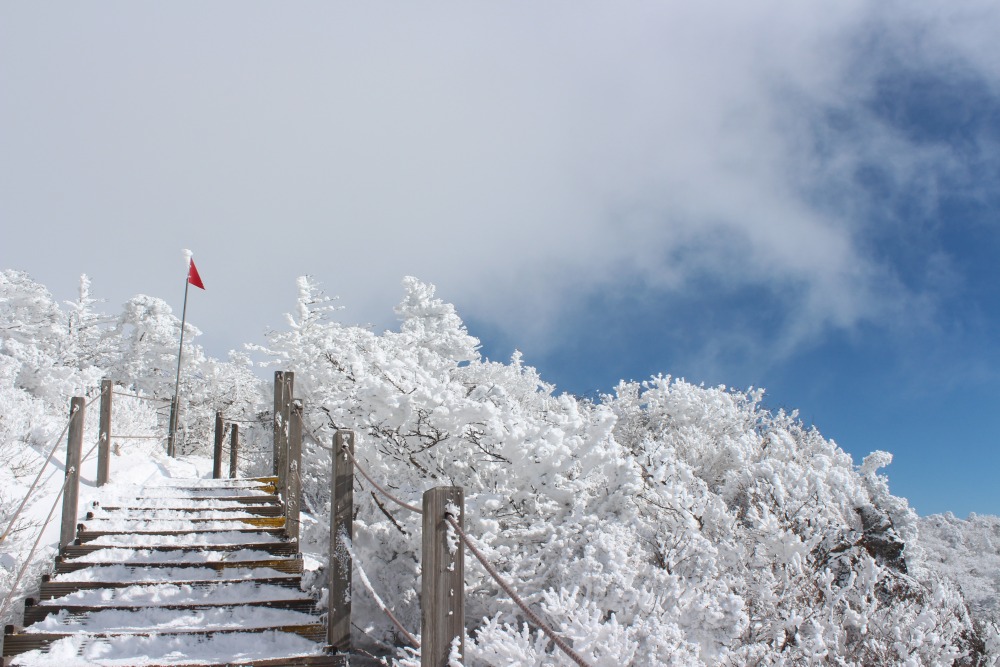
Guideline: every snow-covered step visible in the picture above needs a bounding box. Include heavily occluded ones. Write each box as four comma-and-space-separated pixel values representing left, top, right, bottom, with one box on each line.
54, 557, 303, 576
38, 573, 302, 599
79, 516, 286, 531
4, 625, 328, 661
23, 598, 319, 626
4, 473, 333, 665
21, 603, 322, 634
6, 631, 341, 667
90, 503, 284, 517
75, 529, 287, 546
36, 580, 313, 608
77, 527, 286, 542
59, 543, 299, 564
94, 495, 282, 509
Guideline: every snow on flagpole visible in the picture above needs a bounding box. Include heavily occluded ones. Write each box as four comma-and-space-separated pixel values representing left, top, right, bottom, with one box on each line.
168, 250, 205, 457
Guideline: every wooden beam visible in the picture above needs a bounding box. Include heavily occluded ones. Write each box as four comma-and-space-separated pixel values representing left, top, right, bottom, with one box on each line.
285, 400, 303, 543
328, 429, 354, 653
229, 423, 239, 479
422, 486, 464, 667
97, 379, 112, 486
60, 397, 85, 553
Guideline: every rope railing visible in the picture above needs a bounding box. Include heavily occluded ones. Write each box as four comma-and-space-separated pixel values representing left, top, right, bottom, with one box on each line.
445, 513, 594, 667
343, 536, 421, 649
0, 471, 74, 623
326, 436, 593, 667
304, 423, 423, 514
297, 424, 425, 651
277, 379, 596, 664
0, 394, 98, 545
340, 444, 423, 515
110, 390, 172, 404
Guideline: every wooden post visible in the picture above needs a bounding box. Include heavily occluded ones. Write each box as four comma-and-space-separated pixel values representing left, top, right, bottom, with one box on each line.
97, 379, 112, 486
273, 371, 284, 476
328, 429, 354, 653
286, 400, 303, 543
60, 397, 85, 553
273, 371, 294, 497
213, 411, 224, 479
229, 423, 239, 479
422, 486, 465, 667
167, 397, 178, 457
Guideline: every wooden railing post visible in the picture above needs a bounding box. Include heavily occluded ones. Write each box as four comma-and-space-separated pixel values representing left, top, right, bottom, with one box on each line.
422, 486, 465, 667
167, 397, 178, 457
286, 400, 303, 543
60, 397, 85, 553
229, 423, 239, 479
97, 379, 112, 486
329, 429, 354, 653
213, 411, 224, 479
273, 371, 294, 497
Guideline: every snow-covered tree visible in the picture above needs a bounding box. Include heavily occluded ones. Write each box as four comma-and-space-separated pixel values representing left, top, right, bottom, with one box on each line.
260, 275, 995, 665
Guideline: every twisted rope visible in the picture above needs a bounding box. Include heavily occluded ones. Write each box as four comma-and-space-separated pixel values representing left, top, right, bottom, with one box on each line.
300, 424, 422, 646
303, 420, 591, 665
341, 444, 422, 515
111, 390, 172, 404
445, 514, 593, 667
342, 535, 420, 648
0, 471, 74, 622
0, 395, 98, 544
303, 425, 422, 514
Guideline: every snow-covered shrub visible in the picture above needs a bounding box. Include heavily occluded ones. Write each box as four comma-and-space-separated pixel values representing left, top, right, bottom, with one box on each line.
258, 275, 993, 665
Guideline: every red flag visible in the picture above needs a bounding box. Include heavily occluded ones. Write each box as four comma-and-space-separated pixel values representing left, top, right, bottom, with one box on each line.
187, 259, 206, 290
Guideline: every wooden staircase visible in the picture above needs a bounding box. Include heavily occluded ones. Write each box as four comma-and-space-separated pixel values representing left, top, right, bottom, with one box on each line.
3, 477, 346, 666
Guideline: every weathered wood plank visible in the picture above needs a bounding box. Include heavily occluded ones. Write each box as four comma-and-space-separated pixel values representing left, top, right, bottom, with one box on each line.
422, 486, 464, 667
60, 397, 85, 552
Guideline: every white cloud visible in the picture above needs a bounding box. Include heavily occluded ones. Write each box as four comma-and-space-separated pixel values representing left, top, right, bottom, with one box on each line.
1, 1, 998, 364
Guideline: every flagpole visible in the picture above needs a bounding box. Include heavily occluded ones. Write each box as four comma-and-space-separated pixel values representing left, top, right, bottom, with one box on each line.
168, 275, 191, 457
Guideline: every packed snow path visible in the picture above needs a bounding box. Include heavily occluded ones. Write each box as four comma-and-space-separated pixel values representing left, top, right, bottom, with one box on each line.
2, 476, 344, 666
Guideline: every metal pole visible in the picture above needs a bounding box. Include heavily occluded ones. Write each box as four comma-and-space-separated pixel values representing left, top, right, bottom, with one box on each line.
97, 378, 112, 486
168, 276, 191, 457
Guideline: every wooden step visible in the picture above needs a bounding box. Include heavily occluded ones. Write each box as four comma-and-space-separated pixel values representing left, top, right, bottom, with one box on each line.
2, 624, 328, 657
75, 527, 286, 542
2, 652, 347, 667
54, 558, 303, 575
90, 504, 284, 517
5, 469, 327, 665
85, 515, 286, 529
60, 542, 298, 559
38, 576, 302, 600
22, 598, 319, 625
132, 657, 348, 667
96, 494, 281, 506
185, 657, 349, 667
141, 483, 277, 494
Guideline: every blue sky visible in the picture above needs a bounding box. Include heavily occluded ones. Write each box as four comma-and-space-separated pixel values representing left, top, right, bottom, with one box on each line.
1, 3, 998, 517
